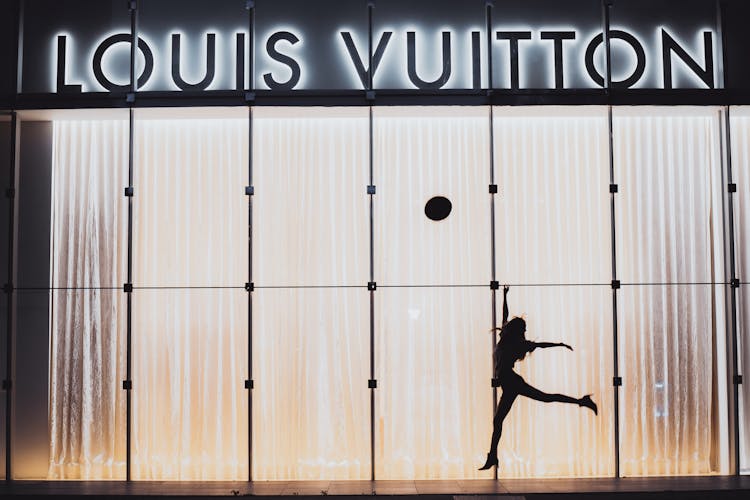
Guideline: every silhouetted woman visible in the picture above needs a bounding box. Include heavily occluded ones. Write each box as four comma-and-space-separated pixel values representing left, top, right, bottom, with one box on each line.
479, 286, 598, 471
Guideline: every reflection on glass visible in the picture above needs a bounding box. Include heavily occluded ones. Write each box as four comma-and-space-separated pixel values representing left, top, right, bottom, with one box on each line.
133, 108, 248, 287
618, 285, 729, 476
494, 107, 610, 285
48, 290, 126, 479
132, 289, 248, 480
376, 287, 492, 479
374, 107, 490, 286
253, 108, 369, 287
253, 288, 369, 480
614, 107, 724, 284
51, 118, 128, 288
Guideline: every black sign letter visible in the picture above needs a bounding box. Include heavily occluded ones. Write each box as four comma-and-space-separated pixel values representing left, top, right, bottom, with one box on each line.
92, 34, 154, 92
540, 31, 576, 89
496, 31, 532, 90
662, 29, 714, 89
407, 31, 452, 90
585, 30, 646, 88
340, 31, 392, 89
263, 31, 302, 90
56, 35, 82, 93
171, 33, 216, 91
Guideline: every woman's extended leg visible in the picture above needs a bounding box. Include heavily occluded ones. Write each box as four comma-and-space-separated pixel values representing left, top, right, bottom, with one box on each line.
479, 390, 517, 470
517, 380, 597, 414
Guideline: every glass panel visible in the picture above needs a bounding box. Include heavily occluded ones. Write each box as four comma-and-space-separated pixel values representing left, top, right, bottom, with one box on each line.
373, 0, 486, 90
133, 108, 248, 288
609, 0, 720, 90
21, 0, 130, 93
374, 107, 490, 287
138, 0, 247, 92
252, 288, 369, 480
613, 107, 725, 284
49, 289, 126, 479
489, 285, 614, 478
253, 107, 369, 287
618, 284, 729, 476
730, 106, 750, 473
375, 287, 492, 479
0, 115, 10, 479
254, 0, 367, 91
132, 289, 248, 480
492, 0, 603, 90
493, 106, 610, 285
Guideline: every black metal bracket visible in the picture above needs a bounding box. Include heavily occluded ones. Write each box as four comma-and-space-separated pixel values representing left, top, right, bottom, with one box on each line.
728, 183, 737, 193
367, 185, 376, 195
731, 279, 740, 289
611, 280, 620, 289
366, 90, 376, 101
1, 380, 10, 391
491, 378, 501, 388
734, 375, 743, 385
245, 186, 254, 196
123, 283, 133, 293
128, 1, 137, 12
368, 282, 377, 291
245, 0, 255, 9
126, 93, 135, 104
122, 380, 132, 390
245, 379, 254, 389
245, 282, 254, 292
613, 376, 622, 387
490, 281, 499, 290
609, 183, 618, 194
5, 187, 15, 199
245, 91, 256, 103
489, 184, 498, 194
368, 379, 377, 389
2, 283, 12, 294
124, 186, 134, 197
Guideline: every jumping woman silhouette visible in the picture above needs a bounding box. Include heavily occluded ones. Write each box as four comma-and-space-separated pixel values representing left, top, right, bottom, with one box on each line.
479, 286, 598, 471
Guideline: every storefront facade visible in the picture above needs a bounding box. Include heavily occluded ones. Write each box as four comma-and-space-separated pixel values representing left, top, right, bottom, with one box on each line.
2, 0, 750, 482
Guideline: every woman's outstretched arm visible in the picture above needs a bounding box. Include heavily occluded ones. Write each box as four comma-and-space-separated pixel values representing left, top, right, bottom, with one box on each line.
527, 341, 573, 352
502, 285, 509, 325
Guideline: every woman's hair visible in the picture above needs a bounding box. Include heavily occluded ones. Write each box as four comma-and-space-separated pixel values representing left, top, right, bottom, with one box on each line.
494, 317, 528, 359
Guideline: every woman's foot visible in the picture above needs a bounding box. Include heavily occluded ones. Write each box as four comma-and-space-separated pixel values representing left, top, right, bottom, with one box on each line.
478, 453, 498, 470
579, 394, 598, 415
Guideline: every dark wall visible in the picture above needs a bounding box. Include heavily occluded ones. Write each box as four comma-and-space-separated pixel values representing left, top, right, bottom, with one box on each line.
0, 1, 19, 107
0, 120, 11, 479
722, 0, 750, 90
13, 122, 51, 478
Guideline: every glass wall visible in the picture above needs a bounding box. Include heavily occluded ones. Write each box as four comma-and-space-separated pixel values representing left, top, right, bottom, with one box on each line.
4, 104, 748, 480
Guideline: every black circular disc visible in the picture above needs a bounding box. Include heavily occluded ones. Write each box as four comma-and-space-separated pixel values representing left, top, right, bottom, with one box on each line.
424, 196, 452, 221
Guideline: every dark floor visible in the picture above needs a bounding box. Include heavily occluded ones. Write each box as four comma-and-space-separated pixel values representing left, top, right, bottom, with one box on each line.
1, 476, 749, 499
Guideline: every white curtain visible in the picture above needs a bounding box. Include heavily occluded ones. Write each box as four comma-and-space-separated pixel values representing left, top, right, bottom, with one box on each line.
373, 107, 492, 479
49, 120, 128, 478
252, 108, 370, 480
613, 107, 729, 476
730, 107, 750, 475
491, 107, 614, 477
131, 116, 248, 480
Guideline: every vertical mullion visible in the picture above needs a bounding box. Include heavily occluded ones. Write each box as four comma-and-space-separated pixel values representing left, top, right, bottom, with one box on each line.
724, 106, 741, 475
4, 111, 17, 481
367, 1, 376, 482
486, 0, 499, 480
125, 0, 138, 482
601, 0, 620, 479
247, 0, 255, 483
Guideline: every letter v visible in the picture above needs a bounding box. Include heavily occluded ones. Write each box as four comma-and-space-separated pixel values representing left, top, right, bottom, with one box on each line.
340, 31, 392, 89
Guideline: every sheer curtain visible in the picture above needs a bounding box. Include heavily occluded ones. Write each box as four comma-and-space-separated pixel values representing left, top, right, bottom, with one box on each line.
49, 120, 128, 478
131, 115, 248, 480
613, 107, 729, 476
252, 108, 370, 480
373, 107, 492, 479
492, 107, 614, 477
730, 107, 750, 474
